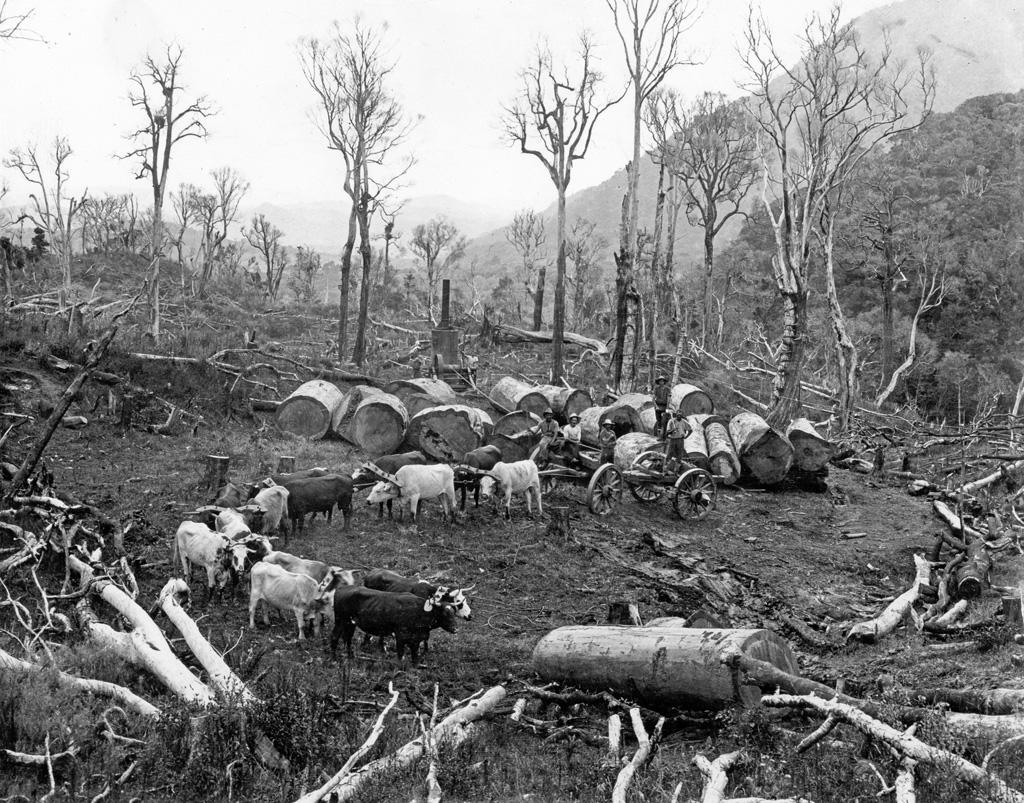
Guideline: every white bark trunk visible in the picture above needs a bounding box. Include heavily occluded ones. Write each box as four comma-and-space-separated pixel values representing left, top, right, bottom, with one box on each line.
847, 554, 931, 643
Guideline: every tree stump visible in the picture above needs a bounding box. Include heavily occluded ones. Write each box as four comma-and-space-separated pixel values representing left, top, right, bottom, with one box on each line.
607, 602, 642, 625
119, 393, 134, 432
955, 540, 991, 599
545, 506, 572, 541
200, 455, 230, 495
277, 456, 296, 474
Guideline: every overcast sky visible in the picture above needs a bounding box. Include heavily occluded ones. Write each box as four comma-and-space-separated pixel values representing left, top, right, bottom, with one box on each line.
0, 0, 893, 214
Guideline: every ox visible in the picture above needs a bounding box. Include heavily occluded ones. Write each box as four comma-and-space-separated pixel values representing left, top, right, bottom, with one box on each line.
283, 474, 353, 535
215, 507, 258, 539
362, 568, 473, 620
251, 486, 290, 536
213, 482, 248, 508
454, 445, 502, 511
262, 551, 356, 588
330, 586, 459, 662
172, 521, 249, 602
353, 452, 429, 520
365, 464, 456, 523
248, 562, 334, 640
270, 467, 329, 485
480, 460, 543, 520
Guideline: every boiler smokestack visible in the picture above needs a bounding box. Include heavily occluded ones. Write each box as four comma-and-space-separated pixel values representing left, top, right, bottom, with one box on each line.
440, 279, 451, 329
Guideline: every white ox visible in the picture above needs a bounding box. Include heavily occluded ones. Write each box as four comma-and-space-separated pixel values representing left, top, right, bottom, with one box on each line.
173, 521, 250, 601
262, 550, 356, 587
215, 507, 254, 539
365, 464, 456, 523
251, 486, 289, 536
480, 460, 543, 519
248, 562, 333, 640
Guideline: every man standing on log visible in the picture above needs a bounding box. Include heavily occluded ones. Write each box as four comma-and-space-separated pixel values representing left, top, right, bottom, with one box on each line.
653, 376, 670, 438
599, 419, 617, 466
665, 410, 692, 473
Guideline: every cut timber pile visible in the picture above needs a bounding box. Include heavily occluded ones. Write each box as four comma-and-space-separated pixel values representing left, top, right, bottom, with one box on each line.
614, 432, 661, 470
532, 625, 798, 710
786, 418, 834, 471
384, 378, 457, 418
685, 414, 711, 469
339, 390, 408, 456
408, 405, 494, 462
580, 404, 644, 446
616, 393, 656, 434
670, 383, 714, 417
705, 416, 740, 485
333, 385, 382, 435
490, 378, 592, 422
275, 379, 345, 439
729, 411, 794, 485
536, 384, 592, 421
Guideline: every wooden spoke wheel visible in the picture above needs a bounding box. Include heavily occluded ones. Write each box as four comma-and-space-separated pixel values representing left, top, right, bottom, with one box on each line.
540, 474, 560, 494
587, 464, 623, 516
629, 451, 667, 502
672, 468, 717, 519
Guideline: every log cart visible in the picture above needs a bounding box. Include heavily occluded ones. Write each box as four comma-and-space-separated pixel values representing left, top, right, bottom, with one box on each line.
536, 443, 718, 520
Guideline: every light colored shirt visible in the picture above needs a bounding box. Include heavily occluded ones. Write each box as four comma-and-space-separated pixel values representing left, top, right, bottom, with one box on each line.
666, 418, 691, 440
563, 424, 581, 443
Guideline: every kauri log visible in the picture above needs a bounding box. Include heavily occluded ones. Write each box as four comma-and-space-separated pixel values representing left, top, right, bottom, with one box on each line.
955, 540, 991, 599
669, 383, 714, 417
490, 377, 548, 417
704, 417, 740, 485
384, 378, 457, 418
616, 393, 656, 434
786, 418, 834, 472
535, 384, 592, 421
408, 405, 494, 462
728, 411, 794, 485
580, 404, 644, 446
333, 384, 384, 435
531, 625, 798, 710
276, 379, 345, 439
614, 432, 661, 470
492, 410, 541, 438
344, 392, 409, 456
487, 432, 534, 463
684, 415, 711, 469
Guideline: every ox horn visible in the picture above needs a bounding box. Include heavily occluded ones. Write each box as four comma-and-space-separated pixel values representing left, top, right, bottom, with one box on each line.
461, 583, 477, 592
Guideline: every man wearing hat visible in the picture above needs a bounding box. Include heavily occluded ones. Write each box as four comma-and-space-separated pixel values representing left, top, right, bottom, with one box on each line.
665, 408, 692, 472
533, 407, 561, 462
598, 419, 617, 466
653, 375, 670, 438
561, 412, 582, 465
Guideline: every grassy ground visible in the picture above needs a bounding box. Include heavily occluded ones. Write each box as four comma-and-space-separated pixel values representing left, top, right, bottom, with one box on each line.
3, 319, 1024, 802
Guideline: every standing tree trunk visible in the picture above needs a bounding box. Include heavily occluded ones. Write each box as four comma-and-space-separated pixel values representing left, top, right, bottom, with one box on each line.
552, 189, 567, 382
533, 261, 547, 332
701, 222, 716, 348
611, 167, 633, 389
823, 213, 858, 431
149, 201, 163, 340
337, 203, 357, 360
768, 289, 808, 427
646, 161, 668, 387
352, 185, 373, 366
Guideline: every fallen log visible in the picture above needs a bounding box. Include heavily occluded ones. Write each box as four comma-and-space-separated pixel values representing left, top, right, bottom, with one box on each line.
487, 431, 536, 463
490, 377, 549, 418
786, 418, 834, 472
535, 384, 592, 421
705, 417, 740, 485
407, 405, 493, 462
332, 384, 383, 435
614, 432, 662, 470
961, 459, 1024, 495
494, 323, 607, 355
336, 387, 409, 456
579, 404, 644, 446
492, 410, 541, 438
847, 554, 931, 643
933, 499, 987, 542
955, 540, 991, 599
670, 383, 714, 416
615, 393, 656, 434
531, 625, 798, 710
275, 379, 345, 439
384, 377, 457, 418
728, 412, 794, 486
685, 414, 711, 470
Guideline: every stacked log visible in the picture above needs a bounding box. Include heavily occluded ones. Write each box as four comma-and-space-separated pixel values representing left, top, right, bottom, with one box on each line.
535, 384, 592, 421
333, 385, 383, 435
275, 380, 345, 439
490, 378, 592, 422
487, 433, 533, 463
384, 378, 457, 418
492, 410, 541, 438
342, 392, 409, 456
786, 418, 834, 472
579, 404, 644, 446
408, 405, 494, 462
729, 411, 794, 486
705, 416, 741, 485
614, 432, 661, 469
532, 625, 798, 710
670, 383, 714, 417
616, 393, 656, 434
684, 414, 711, 471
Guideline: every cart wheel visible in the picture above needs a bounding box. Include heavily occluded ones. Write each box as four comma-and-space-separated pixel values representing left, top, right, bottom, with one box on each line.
672, 468, 717, 519
629, 451, 666, 502
587, 464, 623, 516
541, 474, 560, 494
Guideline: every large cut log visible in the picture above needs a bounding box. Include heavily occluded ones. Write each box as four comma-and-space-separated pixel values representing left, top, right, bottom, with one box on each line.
616, 393, 656, 434
490, 377, 548, 416
487, 432, 535, 463
333, 385, 384, 435
685, 414, 711, 469
786, 418, 834, 472
614, 432, 661, 469
384, 378, 457, 418
492, 410, 541, 438
705, 417, 740, 485
955, 540, 991, 599
494, 323, 608, 354
669, 383, 714, 416
276, 379, 345, 439
535, 384, 592, 421
408, 405, 494, 462
580, 404, 644, 446
340, 391, 408, 456
532, 625, 798, 710
960, 458, 1024, 495
728, 411, 794, 485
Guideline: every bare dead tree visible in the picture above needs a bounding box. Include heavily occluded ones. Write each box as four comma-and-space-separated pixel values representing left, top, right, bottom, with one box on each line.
502, 35, 621, 382
605, 0, 702, 389
123, 44, 213, 340
505, 209, 550, 331
741, 5, 935, 425
566, 216, 607, 333
244, 214, 288, 301
299, 18, 417, 367
0, 1, 40, 43
409, 216, 466, 323
4, 138, 88, 313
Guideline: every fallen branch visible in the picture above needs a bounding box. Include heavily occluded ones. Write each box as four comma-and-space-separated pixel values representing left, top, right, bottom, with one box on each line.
847, 554, 931, 643
611, 708, 664, 803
